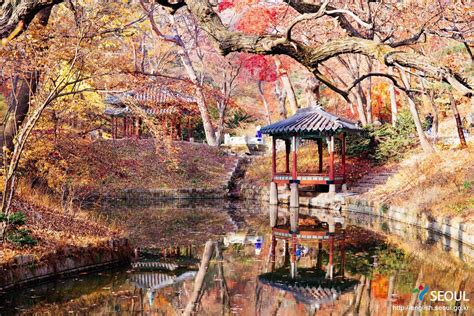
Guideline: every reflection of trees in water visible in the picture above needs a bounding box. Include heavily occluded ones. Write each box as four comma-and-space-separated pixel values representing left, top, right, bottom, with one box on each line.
5, 202, 474, 315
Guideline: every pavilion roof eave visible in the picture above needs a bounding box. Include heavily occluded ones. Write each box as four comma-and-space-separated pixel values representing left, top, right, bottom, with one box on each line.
260, 104, 362, 137
267, 129, 360, 139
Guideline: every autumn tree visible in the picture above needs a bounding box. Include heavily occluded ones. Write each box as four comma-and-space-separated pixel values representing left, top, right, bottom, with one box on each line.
1, 0, 473, 153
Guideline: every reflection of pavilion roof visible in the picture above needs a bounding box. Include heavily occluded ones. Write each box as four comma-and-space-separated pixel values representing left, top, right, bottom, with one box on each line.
261, 104, 361, 136
258, 277, 340, 306
132, 261, 180, 271
129, 271, 196, 291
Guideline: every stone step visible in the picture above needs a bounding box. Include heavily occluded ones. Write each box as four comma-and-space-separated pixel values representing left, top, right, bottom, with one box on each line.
372, 175, 392, 180
377, 172, 396, 176
350, 186, 369, 192
359, 179, 387, 185
353, 183, 377, 188
350, 190, 369, 195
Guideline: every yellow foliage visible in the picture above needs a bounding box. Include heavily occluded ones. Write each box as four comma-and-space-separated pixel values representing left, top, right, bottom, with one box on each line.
370, 147, 474, 217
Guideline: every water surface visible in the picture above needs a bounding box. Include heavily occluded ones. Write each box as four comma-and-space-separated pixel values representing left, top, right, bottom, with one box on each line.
1, 200, 473, 315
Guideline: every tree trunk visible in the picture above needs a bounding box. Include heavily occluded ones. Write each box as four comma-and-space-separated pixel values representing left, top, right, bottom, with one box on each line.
420, 81, 439, 142
167, 15, 217, 146
183, 240, 214, 316
1, 74, 39, 152
258, 80, 271, 124
386, 272, 397, 316
449, 92, 467, 148
215, 241, 230, 315
177, 48, 217, 146
1, 84, 59, 240
275, 81, 287, 119
1, 7, 52, 154
275, 57, 298, 114
430, 90, 439, 140
354, 88, 368, 126
353, 275, 366, 314
215, 100, 226, 145
365, 60, 373, 124
399, 68, 434, 153
407, 269, 424, 316
388, 67, 398, 126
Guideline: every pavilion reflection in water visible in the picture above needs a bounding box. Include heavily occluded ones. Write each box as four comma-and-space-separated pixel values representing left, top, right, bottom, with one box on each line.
258, 205, 356, 313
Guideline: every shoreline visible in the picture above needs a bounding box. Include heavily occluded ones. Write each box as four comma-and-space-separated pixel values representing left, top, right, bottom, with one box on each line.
0, 237, 132, 292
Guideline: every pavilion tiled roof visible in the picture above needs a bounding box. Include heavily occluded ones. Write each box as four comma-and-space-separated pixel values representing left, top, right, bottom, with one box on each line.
104, 106, 185, 117
104, 84, 198, 117
105, 85, 196, 106
260, 105, 361, 136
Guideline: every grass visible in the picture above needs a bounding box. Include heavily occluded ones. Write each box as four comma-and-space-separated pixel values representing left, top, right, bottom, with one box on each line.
369, 147, 474, 218
22, 136, 238, 197
0, 185, 121, 265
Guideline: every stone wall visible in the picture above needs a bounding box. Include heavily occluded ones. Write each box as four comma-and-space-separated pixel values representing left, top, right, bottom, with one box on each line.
240, 183, 269, 202
0, 238, 132, 291
102, 187, 229, 202
345, 197, 474, 248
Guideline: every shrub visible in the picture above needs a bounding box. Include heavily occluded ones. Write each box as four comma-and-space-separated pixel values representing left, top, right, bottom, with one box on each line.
0, 211, 37, 247
7, 229, 37, 246
346, 110, 417, 163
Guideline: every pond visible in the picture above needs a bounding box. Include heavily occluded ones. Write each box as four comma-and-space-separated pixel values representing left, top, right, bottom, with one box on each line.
1, 200, 473, 315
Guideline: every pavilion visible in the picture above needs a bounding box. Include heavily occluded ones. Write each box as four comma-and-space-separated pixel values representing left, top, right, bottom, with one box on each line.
260, 105, 361, 206
104, 85, 199, 141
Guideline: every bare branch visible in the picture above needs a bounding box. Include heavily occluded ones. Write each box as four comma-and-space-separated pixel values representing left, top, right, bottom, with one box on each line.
390, 29, 426, 48
139, 0, 181, 45
284, 0, 366, 38
325, 9, 373, 30
346, 72, 421, 94
286, 0, 329, 41
313, 69, 349, 101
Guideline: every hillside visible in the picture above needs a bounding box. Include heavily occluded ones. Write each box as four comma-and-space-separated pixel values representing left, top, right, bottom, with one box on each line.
23, 137, 239, 199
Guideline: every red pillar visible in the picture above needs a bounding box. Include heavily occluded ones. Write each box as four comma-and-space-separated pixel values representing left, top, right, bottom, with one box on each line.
272, 137, 277, 178
270, 233, 276, 272
135, 117, 140, 139
340, 231, 346, 277
123, 117, 127, 138
292, 135, 297, 180
187, 118, 192, 141
170, 119, 175, 141
285, 139, 290, 174
115, 117, 118, 139
318, 138, 323, 173
111, 117, 115, 139
130, 117, 135, 137
329, 136, 335, 181
342, 133, 346, 182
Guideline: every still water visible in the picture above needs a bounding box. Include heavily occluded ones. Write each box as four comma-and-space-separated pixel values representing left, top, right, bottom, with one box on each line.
1, 200, 473, 315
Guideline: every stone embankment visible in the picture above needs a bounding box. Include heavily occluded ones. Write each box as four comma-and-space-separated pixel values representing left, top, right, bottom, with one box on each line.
240, 165, 474, 250
0, 238, 132, 291
345, 168, 474, 249
345, 197, 474, 248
